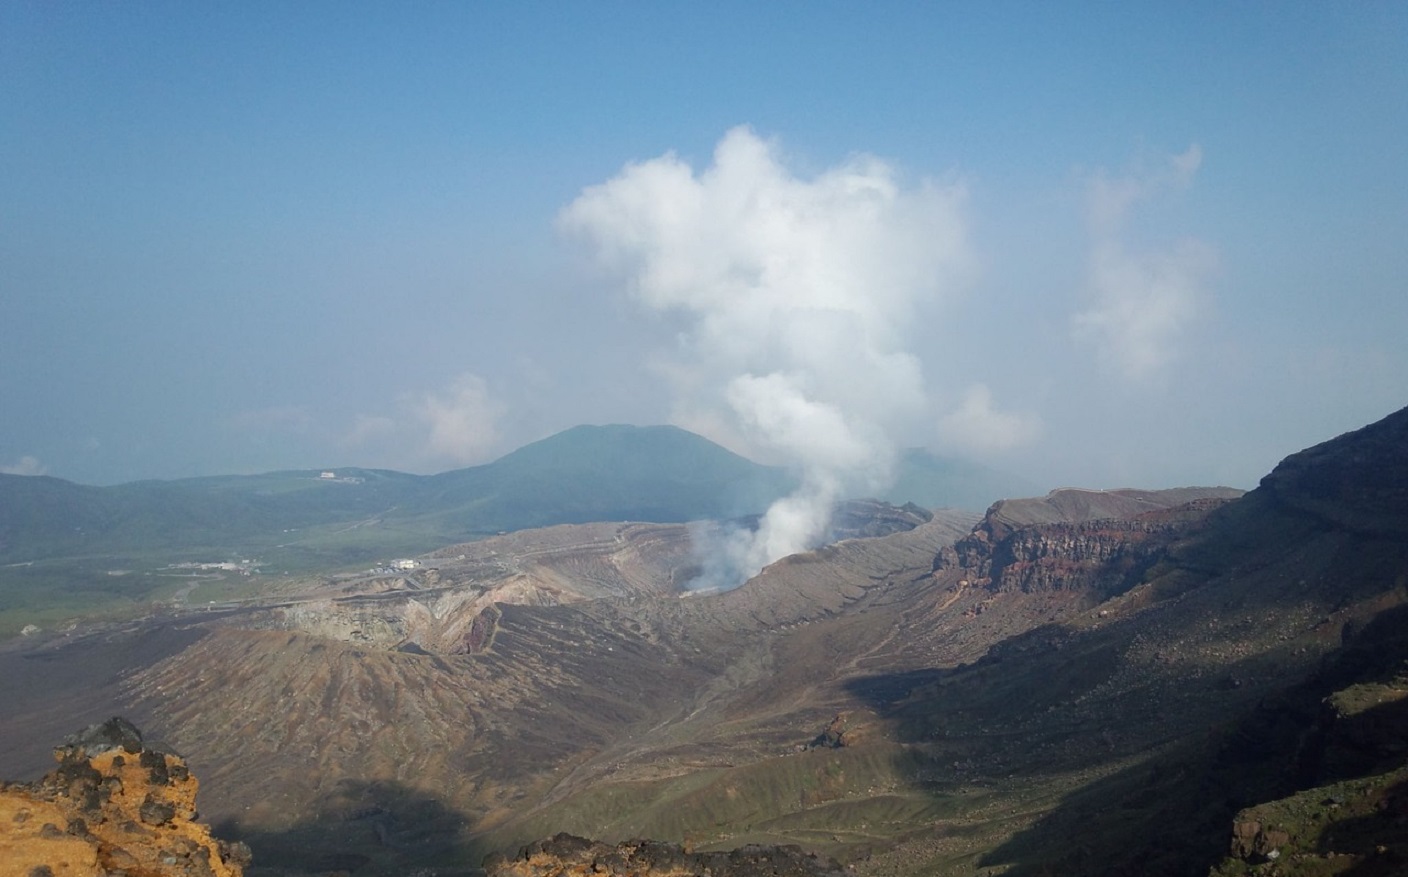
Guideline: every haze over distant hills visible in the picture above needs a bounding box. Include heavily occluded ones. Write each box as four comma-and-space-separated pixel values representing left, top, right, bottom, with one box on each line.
0, 425, 774, 558
0, 424, 1030, 637
0, 425, 1030, 558
884, 448, 1038, 513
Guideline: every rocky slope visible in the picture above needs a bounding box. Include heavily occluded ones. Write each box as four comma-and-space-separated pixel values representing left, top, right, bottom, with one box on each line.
105, 505, 976, 874
484, 833, 845, 877
1205, 603, 1408, 876
4, 409, 1407, 877
0, 717, 249, 877
1255, 404, 1408, 536
248, 521, 697, 653
906, 408, 1408, 876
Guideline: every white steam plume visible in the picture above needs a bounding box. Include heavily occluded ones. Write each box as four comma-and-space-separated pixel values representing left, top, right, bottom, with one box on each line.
560, 126, 970, 588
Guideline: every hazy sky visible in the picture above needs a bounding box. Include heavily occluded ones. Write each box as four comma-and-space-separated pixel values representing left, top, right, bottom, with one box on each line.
3, 2, 1405, 491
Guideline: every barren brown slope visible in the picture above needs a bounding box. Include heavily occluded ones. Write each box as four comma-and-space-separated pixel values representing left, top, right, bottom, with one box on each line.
476, 489, 1254, 863
0, 621, 206, 782
465, 413, 1408, 877
96, 507, 972, 874
6, 407, 1406, 877
841, 408, 1408, 876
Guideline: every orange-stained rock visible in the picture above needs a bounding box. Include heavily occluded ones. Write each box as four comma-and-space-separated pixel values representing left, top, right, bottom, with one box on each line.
0, 717, 250, 877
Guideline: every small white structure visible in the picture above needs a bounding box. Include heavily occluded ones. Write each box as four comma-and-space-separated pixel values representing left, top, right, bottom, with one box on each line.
392, 558, 420, 571
320, 471, 337, 479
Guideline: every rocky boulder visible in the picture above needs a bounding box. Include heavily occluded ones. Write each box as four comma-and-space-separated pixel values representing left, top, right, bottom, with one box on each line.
0, 717, 250, 877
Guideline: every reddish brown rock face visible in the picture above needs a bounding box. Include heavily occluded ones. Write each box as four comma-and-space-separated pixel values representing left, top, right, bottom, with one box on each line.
0, 718, 249, 877
935, 489, 1238, 597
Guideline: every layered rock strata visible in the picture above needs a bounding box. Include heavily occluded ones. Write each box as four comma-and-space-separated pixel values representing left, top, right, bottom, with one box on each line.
935, 490, 1238, 596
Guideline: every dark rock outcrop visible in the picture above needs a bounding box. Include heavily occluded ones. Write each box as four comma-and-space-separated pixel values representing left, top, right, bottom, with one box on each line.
0, 718, 249, 877
457, 604, 501, 655
484, 832, 846, 877
806, 711, 875, 749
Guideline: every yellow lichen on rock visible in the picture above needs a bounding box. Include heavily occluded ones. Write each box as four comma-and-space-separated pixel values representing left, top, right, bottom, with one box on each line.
0, 793, 101, 877
0, 718, 249, 877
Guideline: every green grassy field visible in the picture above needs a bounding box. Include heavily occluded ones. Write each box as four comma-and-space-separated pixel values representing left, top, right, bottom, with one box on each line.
1, 423, 1028, 639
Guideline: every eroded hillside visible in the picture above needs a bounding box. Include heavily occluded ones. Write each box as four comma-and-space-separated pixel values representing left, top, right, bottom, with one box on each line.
3, 407, 1406, 877
116, 509, 980, 874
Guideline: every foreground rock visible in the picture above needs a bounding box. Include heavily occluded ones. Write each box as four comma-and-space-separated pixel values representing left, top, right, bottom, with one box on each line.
0, 717, 249, 877
485, 833, 845, 877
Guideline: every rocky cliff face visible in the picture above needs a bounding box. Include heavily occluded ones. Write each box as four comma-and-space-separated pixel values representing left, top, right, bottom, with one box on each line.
0, 718, 249, 877
935, 490, 1236, 597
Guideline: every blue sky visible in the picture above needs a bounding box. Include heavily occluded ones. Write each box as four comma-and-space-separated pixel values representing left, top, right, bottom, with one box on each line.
3, 2, 1405, 492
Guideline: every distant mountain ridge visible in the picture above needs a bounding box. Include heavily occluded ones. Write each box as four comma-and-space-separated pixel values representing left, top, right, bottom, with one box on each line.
0, 425, 1028, 567
0, 425, 788, 566
422, 424, 795, 532
0, 424, 1029, 636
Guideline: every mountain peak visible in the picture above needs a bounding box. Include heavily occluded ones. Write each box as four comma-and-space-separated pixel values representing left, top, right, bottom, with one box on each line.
492, 424, 734, 470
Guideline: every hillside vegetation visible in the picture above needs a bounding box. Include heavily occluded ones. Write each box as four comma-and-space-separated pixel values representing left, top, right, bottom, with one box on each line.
0, 425, 1022, 637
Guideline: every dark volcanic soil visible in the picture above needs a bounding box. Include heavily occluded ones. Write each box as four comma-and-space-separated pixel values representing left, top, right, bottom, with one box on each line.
0, 621, 206, 780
